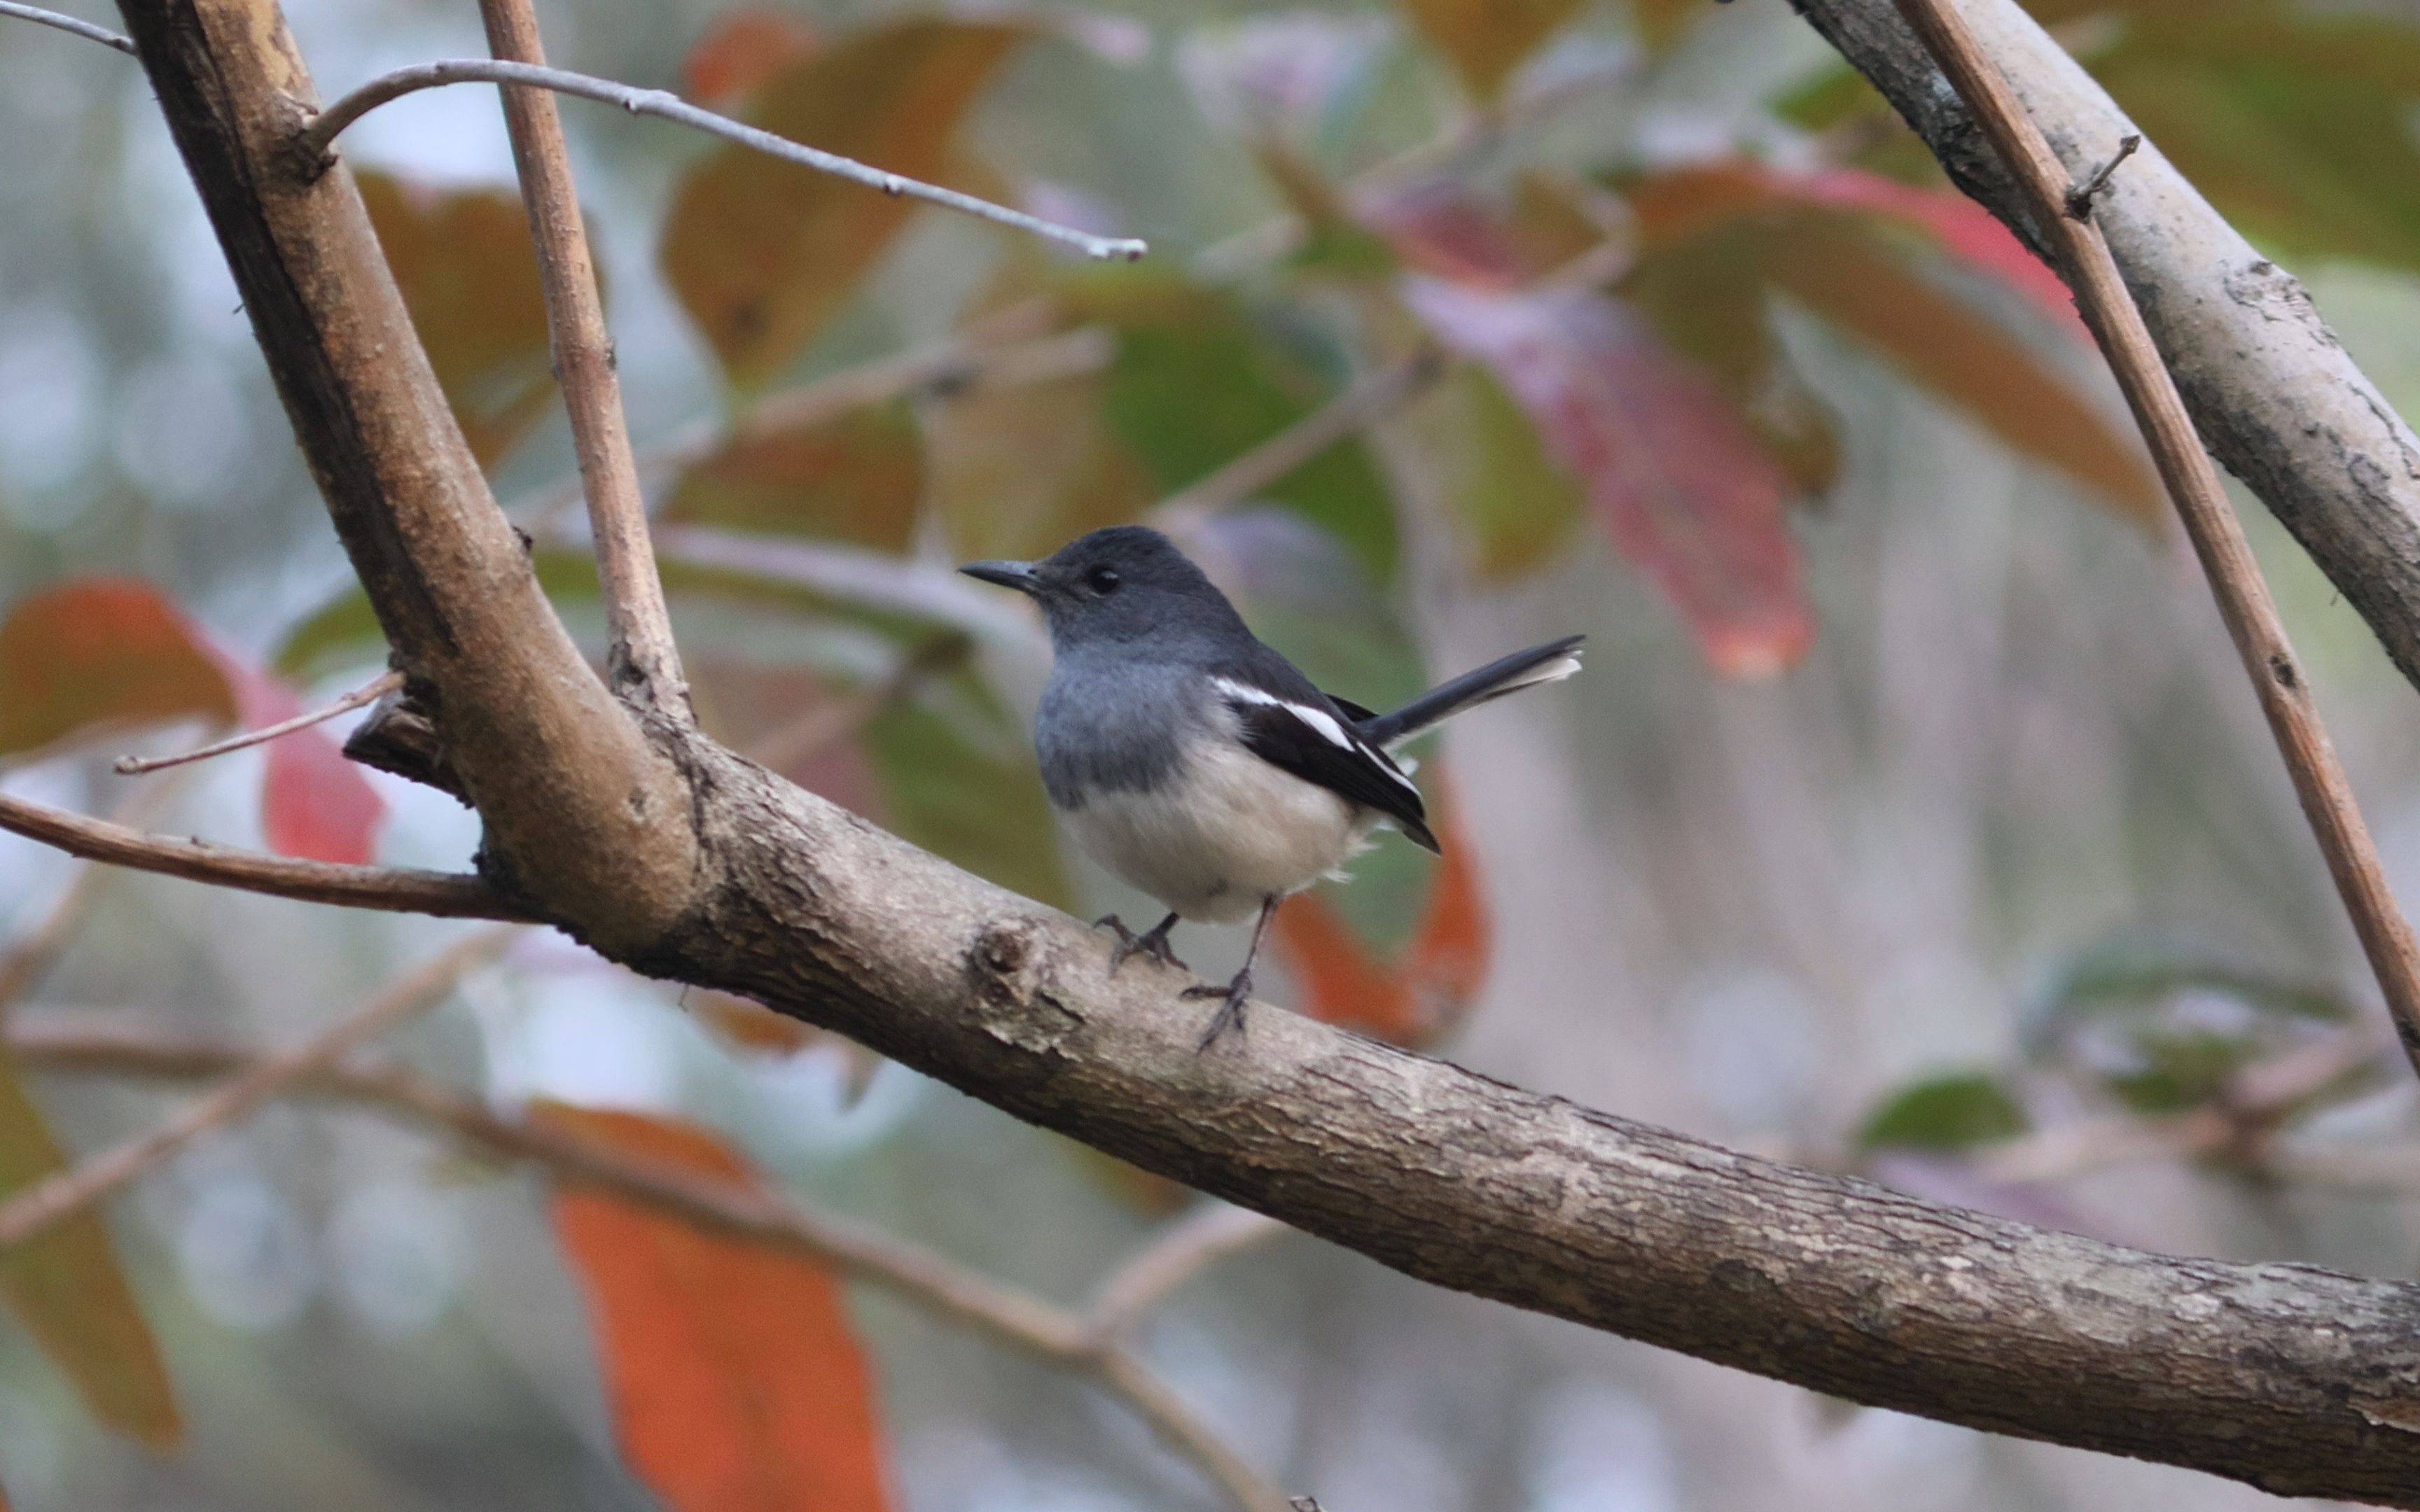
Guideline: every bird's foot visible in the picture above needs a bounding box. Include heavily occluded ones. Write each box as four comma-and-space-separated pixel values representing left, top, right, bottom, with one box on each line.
1182, 969, 1253, 1049
1095, 913, 1188, 974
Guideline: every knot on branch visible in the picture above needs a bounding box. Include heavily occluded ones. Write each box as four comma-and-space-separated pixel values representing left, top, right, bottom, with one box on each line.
968, 917, 1085, 1053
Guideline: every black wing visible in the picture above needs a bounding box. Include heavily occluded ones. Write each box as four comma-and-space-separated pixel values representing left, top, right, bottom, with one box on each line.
1209, 652, 1438, 853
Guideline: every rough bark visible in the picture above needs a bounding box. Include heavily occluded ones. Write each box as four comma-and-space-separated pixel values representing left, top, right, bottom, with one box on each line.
105, 0, 2420, 1503
1795, 0, 2420, 694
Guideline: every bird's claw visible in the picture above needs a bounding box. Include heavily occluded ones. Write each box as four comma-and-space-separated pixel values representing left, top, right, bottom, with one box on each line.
1094, 913, 1187, 974
1183, 970, 1252, 1049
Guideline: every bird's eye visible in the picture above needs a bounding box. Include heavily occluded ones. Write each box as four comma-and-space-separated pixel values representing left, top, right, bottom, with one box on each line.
1087, 566, 1122, 595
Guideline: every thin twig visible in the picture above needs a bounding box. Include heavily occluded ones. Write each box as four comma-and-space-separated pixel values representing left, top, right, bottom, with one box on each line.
2064, 132, 2141, 220
113, 668, 403, 776
295, 59, 1146, 265
1151, 350, 1442, 526
6, 1016, 1291, 1511
474, 1, 686, 714
1893, 0, 2420, 1083
0, 928, 511, 1249
1084, 1202, 1284, 1341
0, 790, 534, 920
0, 1, 132, 53
0, 776, 182, 1014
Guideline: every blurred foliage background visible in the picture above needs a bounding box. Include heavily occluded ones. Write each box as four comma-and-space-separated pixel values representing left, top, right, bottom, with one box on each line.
8, 0, 2420, 1506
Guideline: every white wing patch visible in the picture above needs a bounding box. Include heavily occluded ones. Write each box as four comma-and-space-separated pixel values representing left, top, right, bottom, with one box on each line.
1210, 675, 1420, 797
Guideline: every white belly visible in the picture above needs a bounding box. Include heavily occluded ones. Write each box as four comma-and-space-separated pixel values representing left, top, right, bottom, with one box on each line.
1059, 742, 1373, 923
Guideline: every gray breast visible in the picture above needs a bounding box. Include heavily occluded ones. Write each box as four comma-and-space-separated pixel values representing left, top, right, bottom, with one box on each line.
1035, 653, 1198, 810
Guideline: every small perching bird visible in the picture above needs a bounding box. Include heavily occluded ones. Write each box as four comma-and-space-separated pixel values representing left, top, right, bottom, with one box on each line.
963, 526, 1583, 1046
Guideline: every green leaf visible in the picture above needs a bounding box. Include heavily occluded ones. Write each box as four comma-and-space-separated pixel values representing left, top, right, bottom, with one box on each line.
1391, 361, 1585, 578
660, 18, 1034, 389
861, 674, 1071, 911
0, 1049, 181, 1446
1857, 1072, 2029, 1152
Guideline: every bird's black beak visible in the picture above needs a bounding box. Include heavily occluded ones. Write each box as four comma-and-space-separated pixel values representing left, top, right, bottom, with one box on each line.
959, 559, 1041, 595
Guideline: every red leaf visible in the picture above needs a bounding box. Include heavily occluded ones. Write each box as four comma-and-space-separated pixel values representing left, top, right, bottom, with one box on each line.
216, 663, 387, 866
537, 1107, 892, 1512
1403, 278, 1811, 677
0, 579, 235, 757
683, 10, 822, 108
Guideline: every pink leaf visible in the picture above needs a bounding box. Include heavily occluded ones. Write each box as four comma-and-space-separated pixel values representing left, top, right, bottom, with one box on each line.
214, 661, 387, 866
1403, 276, 1811, 676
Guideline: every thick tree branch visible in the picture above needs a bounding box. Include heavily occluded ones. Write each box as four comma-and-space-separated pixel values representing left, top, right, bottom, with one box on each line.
295, 59, 1146, 264
0, 790, 532, 919
1793, 0, 2420, 696
113, 0, 700, 953
1886, 0, 2420, 1077
111, 0, 2420, 1501
475, 0, 686, 713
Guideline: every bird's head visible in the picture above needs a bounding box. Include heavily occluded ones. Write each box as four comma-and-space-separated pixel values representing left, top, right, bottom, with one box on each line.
961, 526, 1237, 648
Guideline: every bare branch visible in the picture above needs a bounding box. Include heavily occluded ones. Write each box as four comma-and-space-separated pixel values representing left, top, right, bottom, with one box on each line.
1085, 1203, 1285, 1341
0, 1, 132, 52
475, 0, 686, 714
1889, 0, 2420, 1081
0, 789, 535, 919
295, 59, 1146, 264
113, 668, 403, 776
7, 1015, 1293, 1512
0, 928, 510, 1250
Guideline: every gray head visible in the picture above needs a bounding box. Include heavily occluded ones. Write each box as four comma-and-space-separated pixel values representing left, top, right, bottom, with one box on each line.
961, 526, 1245, 651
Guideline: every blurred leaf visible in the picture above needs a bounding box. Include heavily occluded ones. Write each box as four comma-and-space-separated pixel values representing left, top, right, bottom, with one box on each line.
538, 1106, 891, 1512
1398, 361, 1585, 578
1356, 170, 1611, 288
686, 989, 823, 1058
924, 368, 1152, 564
1627, 163, 2164, 526
0, 578, 235, 756
0, 1049, 181, 1448
682, 9, 821, 108
358, 172, 558, 472
1402, 276, 1811, 676
1857, 1072, 2029, 1152
2024, 0, 2420, 275
2029, 937, 2356, 1114
665, 401, 925, 552
1396, 0, 1585, 102
662, 19, 1032, 388
862, 673, 1072, 911
1272, 781, 1490, 1046
1035, 265, 1400, 577
1632, 0, 1711, 50
690, 658, 886, 817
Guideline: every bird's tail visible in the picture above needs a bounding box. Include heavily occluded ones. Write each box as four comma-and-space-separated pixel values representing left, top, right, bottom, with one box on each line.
1356, 635, 1585, 750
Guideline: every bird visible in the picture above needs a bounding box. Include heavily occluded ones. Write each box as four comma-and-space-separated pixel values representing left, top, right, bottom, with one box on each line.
961, 526, 1583, 1046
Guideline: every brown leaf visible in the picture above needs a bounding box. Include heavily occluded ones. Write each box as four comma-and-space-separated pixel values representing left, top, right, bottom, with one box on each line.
924, 367, 1152, 564
538, 1106, 891, 1512
663, 400, 925, 552
0, 578, 235, 757
1403, 278, 1812, 677
358, 172, 558, 470
1395, 0, 1586, 102
683, 10, 821, 109
0, 1048, 181, 1448
661, 19, 1032, 388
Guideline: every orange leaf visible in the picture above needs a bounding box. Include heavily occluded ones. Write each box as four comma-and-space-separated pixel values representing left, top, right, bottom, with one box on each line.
1407, 792, 1489, 1008
1273, 892, 1423, 1043
0, 579, 235, 757
358, 172, 559, 470
661, 19, 1032, 388
683, 10, 821, 108
663, 401, 926, 552
537, 1107, 891, 1512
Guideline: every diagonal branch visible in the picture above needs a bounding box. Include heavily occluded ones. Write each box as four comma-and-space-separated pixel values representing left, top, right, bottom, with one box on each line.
0, 1, 132, 51
1885, 0, 2420, 1079
1793, 0, 2420, 698
294, 59, 1145, 264
0, 927, 511, 1249
0, 790, 534, 920
474, 0, 683, 713
113, 667, 401, 775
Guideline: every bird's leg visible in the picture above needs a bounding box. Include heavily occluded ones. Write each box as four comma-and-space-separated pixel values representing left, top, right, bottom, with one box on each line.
1183, 895, 1277, 1049
1099, 911, 1187, 972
